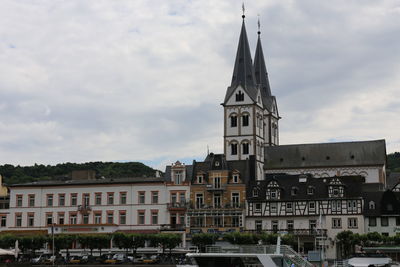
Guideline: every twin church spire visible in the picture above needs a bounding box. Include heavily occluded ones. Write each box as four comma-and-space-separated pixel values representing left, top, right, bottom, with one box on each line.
226, 13, 274, 110
223, 12, 279, 180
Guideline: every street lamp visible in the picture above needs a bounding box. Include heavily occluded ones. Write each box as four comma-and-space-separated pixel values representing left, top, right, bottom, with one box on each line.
51, 217, 55, 266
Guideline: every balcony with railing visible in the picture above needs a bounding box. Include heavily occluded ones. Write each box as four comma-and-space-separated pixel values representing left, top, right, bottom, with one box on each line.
77, 205, 91, 213
205, 184, 226, 191
167, 201, 189, 211
246, 228, 327, 237
189, 202, 245, 210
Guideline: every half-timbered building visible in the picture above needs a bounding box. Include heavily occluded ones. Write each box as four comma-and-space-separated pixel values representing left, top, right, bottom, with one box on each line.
246, 174, 366, 260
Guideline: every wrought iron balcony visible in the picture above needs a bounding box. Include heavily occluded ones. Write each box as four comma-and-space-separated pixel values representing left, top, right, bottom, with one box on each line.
77, 205, 91, 213
189, 202, 245, 210
206, 184, 227, 191
167, 201, 189, 210
246, 228, 327, 237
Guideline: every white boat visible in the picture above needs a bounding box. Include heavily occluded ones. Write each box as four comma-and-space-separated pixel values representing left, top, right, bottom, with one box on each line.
346, 253, 392, 267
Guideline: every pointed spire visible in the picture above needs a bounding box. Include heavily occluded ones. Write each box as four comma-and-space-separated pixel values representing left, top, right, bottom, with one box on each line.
230, 12, 256, 92
254, 23, 272, 100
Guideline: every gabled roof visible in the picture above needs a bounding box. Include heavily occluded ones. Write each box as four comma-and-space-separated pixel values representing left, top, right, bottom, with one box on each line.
254, 33, 274, 110
264, 139, 386, 169
191, 153, 255, 184
163, 164, 193, 182
224, 16, 258, 104
247, 174, 365, 201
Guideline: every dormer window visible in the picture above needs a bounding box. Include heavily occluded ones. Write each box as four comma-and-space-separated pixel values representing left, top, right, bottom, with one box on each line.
215, 161, 220, 167
232, 175, 239, 183
332, 188, 339, 197
253, 188, 259, 197
369, 201, 375, 210
266, 181, 280, 200
197, 175, 203, 184
236, 91, 244, 102
174, 171, 182, 184
307, 186, 315, 195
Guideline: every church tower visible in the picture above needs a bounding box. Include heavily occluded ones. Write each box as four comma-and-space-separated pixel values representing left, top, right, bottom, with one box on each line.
222, 14, 279, 180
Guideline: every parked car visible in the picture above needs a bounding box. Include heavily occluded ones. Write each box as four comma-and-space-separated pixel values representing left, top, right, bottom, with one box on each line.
142, 254, 159, 264
103, 253, 117, 264
133, 254, 144, 263
31, 253, 52, 264
69, 256, 83, 264
112, 253, 129, 263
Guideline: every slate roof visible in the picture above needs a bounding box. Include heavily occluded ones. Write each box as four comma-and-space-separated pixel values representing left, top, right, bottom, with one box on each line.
264, 139, 386, 169
254, 33, 274, 111
224, 17, 258, 104
9, 177, 165, 187
164, 164, 193, 182
362, 191, 384, 216
191, 153, 255, 184
363, 190, 400, 216
247, 174, 365, 201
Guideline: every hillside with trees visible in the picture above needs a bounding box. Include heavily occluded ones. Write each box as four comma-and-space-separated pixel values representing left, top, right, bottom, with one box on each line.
387, 152, 400, 172
0, 161, 158, 185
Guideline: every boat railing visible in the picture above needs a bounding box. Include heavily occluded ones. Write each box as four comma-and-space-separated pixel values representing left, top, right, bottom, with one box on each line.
279, 245, 314, 267
205, 245, 313, 267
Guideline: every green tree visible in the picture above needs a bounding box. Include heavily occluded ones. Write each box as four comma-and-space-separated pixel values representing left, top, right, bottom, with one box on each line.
53, 234, 75, 255
97, 234, 111, 256
336, 231, 358, 259
191, 233, 217, 252
281, 234, 296, 247
259, 233, 279, 245
224, 232, 259, 245
131, 234, 146, 257
0, 234, 17, 249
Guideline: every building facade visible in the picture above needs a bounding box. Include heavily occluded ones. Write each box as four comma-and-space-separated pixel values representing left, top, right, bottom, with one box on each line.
187, 153, 249, 233
246, 174, 366, 260
5, 177, 170, 236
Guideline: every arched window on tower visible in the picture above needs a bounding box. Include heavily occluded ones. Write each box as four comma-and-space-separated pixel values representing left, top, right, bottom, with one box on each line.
242, 142, 249, 155
230, 114, 237, 127
231, 143, 238, 155
242, 114, 249, 127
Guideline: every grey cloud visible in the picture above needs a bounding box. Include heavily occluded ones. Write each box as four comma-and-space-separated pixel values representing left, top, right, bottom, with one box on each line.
0, 0, 399, 167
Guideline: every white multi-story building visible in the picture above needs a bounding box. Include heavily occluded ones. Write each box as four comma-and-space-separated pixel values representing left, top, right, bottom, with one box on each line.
7, 177, 166, 234
5, 174, 181, 237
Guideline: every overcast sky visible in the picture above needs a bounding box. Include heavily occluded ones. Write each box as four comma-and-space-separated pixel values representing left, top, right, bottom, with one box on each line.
0, 0, 399, 170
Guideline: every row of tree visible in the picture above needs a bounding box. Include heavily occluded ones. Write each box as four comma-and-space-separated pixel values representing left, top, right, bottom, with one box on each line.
0, 233, 181, 257
336, 231, 400, 258
0, 161, 157, 185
